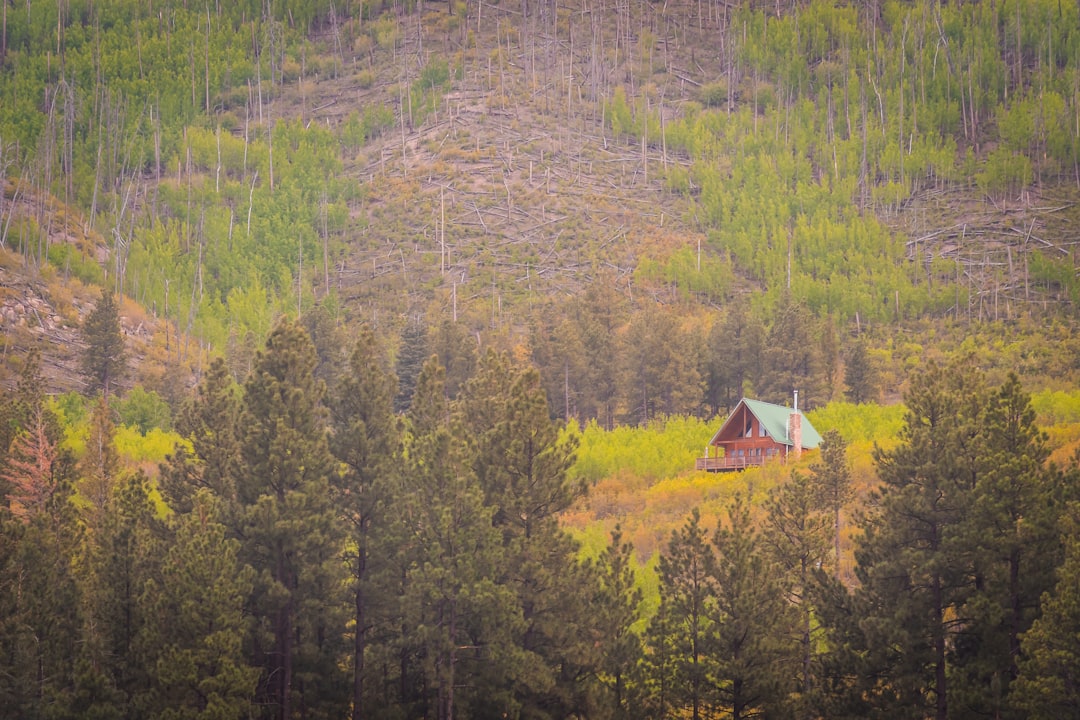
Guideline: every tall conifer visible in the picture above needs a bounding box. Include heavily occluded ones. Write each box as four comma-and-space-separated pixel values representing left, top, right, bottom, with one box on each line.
328, 324, 399, 720
856, 360, 987, 719
236, 319, 346, 720
712, 494, 798, 719
456, 351, 594, 717
656, 508, 716, 720
80, 290, 127, 398
160, 357, 242, 515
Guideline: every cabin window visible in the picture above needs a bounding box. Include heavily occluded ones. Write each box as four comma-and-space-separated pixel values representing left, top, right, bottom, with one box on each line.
744, 417, 753, 437
758, 422, 766, 437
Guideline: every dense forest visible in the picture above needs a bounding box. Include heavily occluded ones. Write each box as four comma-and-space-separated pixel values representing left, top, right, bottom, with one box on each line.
5, 0, 1080, 718
3, 308, 1080, 719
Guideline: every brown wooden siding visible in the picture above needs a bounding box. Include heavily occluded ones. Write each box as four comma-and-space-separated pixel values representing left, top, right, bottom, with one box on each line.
697, 438, 788, 473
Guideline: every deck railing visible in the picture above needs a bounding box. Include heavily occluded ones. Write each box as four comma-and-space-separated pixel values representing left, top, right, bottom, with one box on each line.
695, 455, 766, 472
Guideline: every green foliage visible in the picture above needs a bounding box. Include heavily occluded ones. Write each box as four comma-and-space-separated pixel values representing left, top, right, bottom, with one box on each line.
804, 401, 905, 446
1031, 388, 1080, 425
1013, 503, 1080, 719
236, 319, 347, 717
144, 490, 259, 719
409, 57, 453, 126
47, 242, 105, 286
114, 387, 172, 434
80, 290, 127, 397
698, 81, 728, 108
571, 415, 716, 486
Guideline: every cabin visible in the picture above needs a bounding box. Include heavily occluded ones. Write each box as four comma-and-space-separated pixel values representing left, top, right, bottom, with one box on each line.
695, 394, 822, 472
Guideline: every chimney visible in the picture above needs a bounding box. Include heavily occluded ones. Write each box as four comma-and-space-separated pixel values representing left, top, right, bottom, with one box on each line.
789, 391, 802, 461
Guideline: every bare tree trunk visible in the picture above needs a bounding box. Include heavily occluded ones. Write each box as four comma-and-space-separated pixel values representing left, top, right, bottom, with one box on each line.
351, 582, 366, 720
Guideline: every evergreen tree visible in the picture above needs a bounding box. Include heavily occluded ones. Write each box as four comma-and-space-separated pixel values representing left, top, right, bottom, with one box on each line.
0, 349, 45, 497
711, 493, 798, 719
819, 319, 840, 402
655, 508, 716, 720
430, 318, 478, 400
142, 489, 259, 719
761, 294, 824, 406
80, 290, 127, 398
1012, 503, 1080, 720
572, 280, 626, 429
619, 306, 703, 424
809, 429, 853, 580
806, 568, 875, 720
79, 396, 121, 532
763, 473, 831, 710
160, 357, 242, 515
459, 351, 584, 540
0, 401, 80, 718
843, 339, 877, 403
394, 320, 429, 413
455, 350, 594, 717
704, 305, 765, 414
77, 473, 166, 717
594, 525, 643, 717
327, 324, 400, 720
302, 304, 350, 387
638, 597, 681, 720
236, 319, 347, 720
400, 355, 517, 720
856, 360, 987, 720
950, 373, 1061, 717
529, 302, 589, 422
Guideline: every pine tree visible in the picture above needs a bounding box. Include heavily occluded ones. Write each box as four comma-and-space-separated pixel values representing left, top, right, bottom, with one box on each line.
430, 318, 477, 400
712, 493, 798, 719
79, 395, 121, 532
1012, 503, 1080, 720
594, 525, 644, 716
843, 340, 877, 403
0, 402, 80, 718
236, 319, 347, 720
0, 349, 46, 498
2, 403, 63, 520
528, 302, 589, 422
764, 473, 831, 710
327, 324, 400, 720
302, 303, 350, 387
639, 596, 681, 719
656, 508, 716, 720
400, 354, 519, 720
949, 373, 1061, 717
160, 357, 242, 515
619, 306, 703, 424
394, 320, 429, 413
809, 429, 853, 580
455, 351, 595, 717
704, 305, 765, 414
80, 290, 127, 397
77, 473, 166, 716
576, 282, 627, 429
761, 294, 824, 406
141, 489, 259, 719
856, 360, 987, 720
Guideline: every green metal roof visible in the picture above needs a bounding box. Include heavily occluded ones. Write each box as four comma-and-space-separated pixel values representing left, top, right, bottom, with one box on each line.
710, 398, 823, 449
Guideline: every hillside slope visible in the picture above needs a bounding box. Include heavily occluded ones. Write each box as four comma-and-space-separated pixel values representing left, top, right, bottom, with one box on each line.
2, 0, 1080, 397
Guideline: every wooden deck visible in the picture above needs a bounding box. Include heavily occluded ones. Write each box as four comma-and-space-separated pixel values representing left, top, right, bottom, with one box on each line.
695, 456, 767, 472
